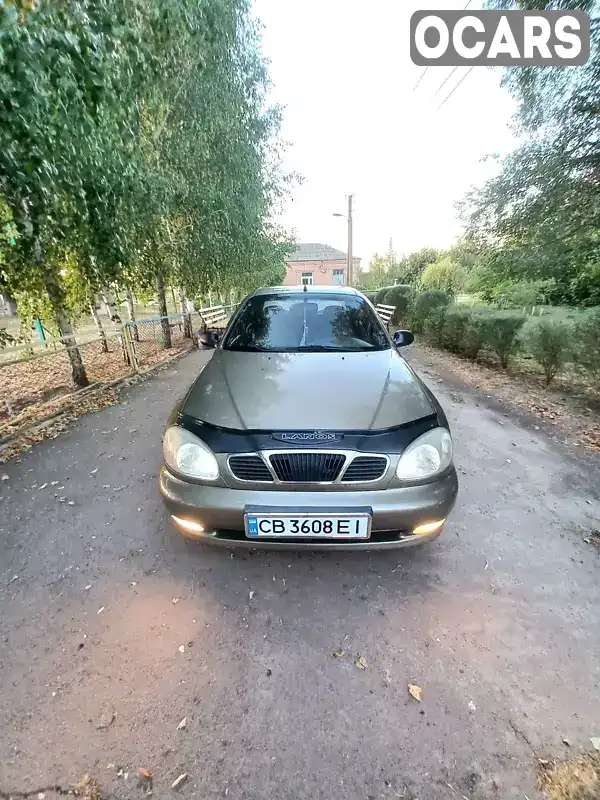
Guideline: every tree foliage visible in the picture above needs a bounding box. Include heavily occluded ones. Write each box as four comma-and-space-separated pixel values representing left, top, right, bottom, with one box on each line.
0, 0, 291, 385
461, 0, 600, 307
419, 255, 466, 296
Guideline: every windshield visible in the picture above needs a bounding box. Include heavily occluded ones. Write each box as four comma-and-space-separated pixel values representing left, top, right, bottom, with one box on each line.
223, 292, 390, 353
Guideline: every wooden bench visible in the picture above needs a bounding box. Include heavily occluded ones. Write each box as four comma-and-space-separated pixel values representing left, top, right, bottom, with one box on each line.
198, 305, 228, 330
376, 304, 395, 327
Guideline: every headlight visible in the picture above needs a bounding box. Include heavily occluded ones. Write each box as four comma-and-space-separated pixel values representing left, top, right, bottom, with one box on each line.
396, 427, 453, 481
163, 426, 219, 481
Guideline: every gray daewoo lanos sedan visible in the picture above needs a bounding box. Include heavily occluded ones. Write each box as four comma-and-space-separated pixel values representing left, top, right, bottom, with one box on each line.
159, 286, 458, 549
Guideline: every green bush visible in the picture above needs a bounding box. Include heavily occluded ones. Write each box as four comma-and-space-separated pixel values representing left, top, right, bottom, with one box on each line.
460, 311, 487, 360
410, 290, 450, 333
363, 291, 377, 304
423, 306, 448, 347
442, 306, 487, 360
441, 306, 472, 353
522, 317, 573, 386
572, 308, 600, 378
374, 286, 394, 305
383, 284, 412, 325
479, 310, 526, 368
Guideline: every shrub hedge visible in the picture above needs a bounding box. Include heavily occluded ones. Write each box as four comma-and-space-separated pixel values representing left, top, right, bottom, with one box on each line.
409, 290, 451, 333
368, 288, 598, 387
382, 284, 412, 325
374, 286, 395, 305
522, 317, 573, 386
573, 308, 600, 379
423, 307, 447, 347
478, 310, 526, 369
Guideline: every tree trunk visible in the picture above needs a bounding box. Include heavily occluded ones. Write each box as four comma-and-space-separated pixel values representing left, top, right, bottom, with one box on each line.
100, 287, 122, 328
125, 288, 139, 342
170, 286, 177, 314
178, 286, 192, 338
100, 287, 130, 364
0, 292, 18, 317
90, 298, 109, 353
41, 253, 88, 388
156, 272, 172, 349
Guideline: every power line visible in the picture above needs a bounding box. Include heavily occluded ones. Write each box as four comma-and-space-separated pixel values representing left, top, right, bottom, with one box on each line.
413, 68, 428, 92
434, 66, 459, 97
436, 65, 474, 110
412, 0, 474, 92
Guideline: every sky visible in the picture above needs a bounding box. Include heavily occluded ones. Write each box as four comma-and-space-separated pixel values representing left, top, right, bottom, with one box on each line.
253, 0, 519, 267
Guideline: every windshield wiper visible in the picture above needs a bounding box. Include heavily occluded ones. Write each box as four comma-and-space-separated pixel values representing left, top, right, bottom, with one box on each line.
298, 345, 379, 352
226, 344, 270, 352
295, 345, 351, 352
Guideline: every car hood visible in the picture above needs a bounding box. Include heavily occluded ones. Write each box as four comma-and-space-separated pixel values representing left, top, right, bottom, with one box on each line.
182, 349, 434, 431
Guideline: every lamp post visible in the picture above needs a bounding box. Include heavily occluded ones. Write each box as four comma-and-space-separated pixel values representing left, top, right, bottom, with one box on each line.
333, 193, 354, 286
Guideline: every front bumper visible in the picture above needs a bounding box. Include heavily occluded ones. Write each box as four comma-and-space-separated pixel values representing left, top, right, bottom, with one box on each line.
159, 466, 458, 550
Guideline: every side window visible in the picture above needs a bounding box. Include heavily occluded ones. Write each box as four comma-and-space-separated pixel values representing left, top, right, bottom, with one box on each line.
301, 272, 313, 286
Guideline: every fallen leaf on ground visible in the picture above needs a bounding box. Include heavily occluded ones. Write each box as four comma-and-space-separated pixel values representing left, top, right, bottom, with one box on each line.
171, 773, 188, 790
408, 683, 422, 702
172, 597, 180, 604
96, 708, 115, 730
138, 768, 152, 780
539, 753, 600, 800
1, 474, 9, 480
332, 649, 345, 659
591, 737, 600, 751
355, 654, 368, 670
177, 717, 187, 730
71, 776, 101, 800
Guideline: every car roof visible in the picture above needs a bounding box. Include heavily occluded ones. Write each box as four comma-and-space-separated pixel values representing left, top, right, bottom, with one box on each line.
251, 285, 362, 298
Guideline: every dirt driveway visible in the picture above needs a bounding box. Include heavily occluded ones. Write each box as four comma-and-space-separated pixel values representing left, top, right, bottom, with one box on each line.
0, 348, 598, 800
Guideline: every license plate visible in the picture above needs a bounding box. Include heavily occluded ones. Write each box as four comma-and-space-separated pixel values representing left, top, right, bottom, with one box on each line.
244, 508, 371, 540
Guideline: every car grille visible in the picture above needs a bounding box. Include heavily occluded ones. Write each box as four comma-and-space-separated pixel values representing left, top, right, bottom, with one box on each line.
342, 456, 388, 482
269, 452, 346, 483
228, 455, 273, 482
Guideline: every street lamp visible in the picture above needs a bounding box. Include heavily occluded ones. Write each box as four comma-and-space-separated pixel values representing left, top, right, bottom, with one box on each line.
333, 193, 354, 286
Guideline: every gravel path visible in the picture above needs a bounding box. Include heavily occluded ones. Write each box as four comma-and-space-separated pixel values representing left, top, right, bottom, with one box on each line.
0, 347, 598, 800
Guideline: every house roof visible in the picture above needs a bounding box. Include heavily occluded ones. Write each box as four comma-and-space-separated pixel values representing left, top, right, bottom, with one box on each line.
286, 243, 354, 263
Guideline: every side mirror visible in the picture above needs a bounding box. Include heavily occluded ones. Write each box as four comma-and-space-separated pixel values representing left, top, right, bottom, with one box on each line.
393, 330, 414, 348
199, 330, 220, 348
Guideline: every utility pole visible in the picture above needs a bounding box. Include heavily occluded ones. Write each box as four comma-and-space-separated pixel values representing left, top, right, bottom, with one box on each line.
333, 194, 354, 286
347, 193, 354, 286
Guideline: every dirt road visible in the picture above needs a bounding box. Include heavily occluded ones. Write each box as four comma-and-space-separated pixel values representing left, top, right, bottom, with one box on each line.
1, 348, 598, 800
